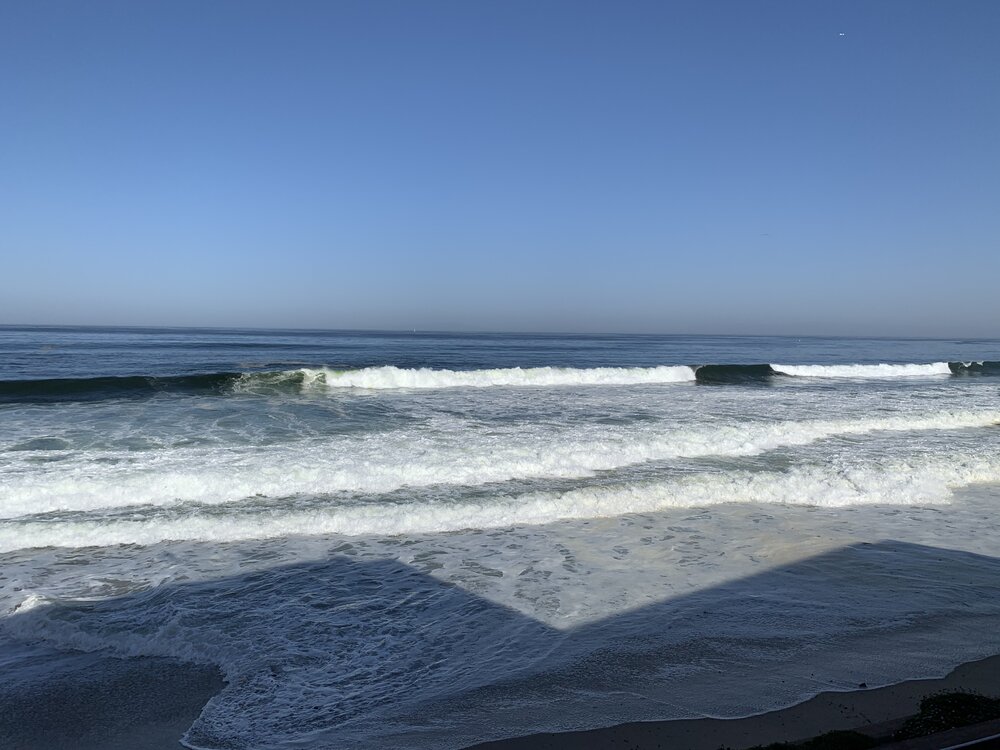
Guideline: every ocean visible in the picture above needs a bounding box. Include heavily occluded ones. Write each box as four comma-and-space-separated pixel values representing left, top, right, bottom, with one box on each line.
2, 326, 1000, 749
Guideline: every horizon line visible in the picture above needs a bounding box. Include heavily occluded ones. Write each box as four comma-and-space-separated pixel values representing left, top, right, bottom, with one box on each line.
0, 322, 994, 343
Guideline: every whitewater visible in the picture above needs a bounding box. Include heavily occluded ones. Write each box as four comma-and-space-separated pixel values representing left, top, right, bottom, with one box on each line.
2, 327, 1000, 750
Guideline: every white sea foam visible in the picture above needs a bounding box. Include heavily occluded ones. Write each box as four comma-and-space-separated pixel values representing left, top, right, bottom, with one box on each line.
1, 410, 997, 520
3, 452, 999, 552
235, 362, 965, 390
293, 364, 698, 389
9, 487, 1000, 750
772, 362, 952, 378
10, 593, 48, 615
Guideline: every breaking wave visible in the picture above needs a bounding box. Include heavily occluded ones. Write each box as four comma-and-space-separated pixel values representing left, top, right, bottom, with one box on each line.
2, 410, 998, 520
3, 452, 998, 552
772, 362, 953, 378
299, 365, 697, 388
2, 361, 998, 402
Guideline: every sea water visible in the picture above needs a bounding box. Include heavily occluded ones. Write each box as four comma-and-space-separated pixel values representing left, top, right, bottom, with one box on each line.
2, 326, 1000, 748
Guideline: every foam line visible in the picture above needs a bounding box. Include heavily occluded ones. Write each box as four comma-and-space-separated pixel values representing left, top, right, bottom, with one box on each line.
3, 453, 998, 551
2, 410, 997, 519
299, 365, 698, 389
772, 363, 952, 378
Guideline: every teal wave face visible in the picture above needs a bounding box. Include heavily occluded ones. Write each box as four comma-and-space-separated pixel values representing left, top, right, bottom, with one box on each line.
693, 364, 777, 384
3, 360, 1000, 403
949, 361, 1000, 375
0, 373, 241, 403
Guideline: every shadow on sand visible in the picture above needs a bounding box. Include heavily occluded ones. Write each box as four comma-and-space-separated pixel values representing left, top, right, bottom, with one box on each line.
3, 539, 1000, 749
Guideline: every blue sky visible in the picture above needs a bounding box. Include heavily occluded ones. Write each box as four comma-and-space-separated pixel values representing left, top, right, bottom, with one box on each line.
2, 1, 998, 335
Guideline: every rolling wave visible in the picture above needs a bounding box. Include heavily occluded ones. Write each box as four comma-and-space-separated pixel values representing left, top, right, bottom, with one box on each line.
2, 410, 997, 520
1, 361, 997, 402
772, 363, 953, 378
692, 363, 776, 384
950, 360, 1000, 375
0, 373, 241, 403
3, 452, 998, 551
300, 365, 697, 389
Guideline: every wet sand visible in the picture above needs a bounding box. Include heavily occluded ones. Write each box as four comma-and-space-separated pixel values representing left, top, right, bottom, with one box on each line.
3, 652, 998, 749
0, 651, 223, 750
467, 654, 1000, 750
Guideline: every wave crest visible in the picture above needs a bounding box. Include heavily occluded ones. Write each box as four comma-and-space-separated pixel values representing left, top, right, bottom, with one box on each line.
3, 452, 998, 551
772, 363, 952, 378
300, 365, 697, 389
3, 360, 998, 403
2, 409, 998, 525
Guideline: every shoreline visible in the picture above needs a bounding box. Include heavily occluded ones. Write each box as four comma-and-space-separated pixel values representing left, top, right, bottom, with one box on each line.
467, 654, 1000, 750
4, 652, 999, 750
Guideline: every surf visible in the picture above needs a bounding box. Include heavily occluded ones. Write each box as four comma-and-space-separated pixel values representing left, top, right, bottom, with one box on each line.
3, 360, 999, 402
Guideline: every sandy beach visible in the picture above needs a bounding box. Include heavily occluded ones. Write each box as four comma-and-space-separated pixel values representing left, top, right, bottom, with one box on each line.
3, 652, 998, 750
468, 654, 1000, 750
0, 650, 222, 750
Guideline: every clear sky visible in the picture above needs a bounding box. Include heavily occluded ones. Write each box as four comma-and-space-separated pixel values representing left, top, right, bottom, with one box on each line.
1, 1, 998, 336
